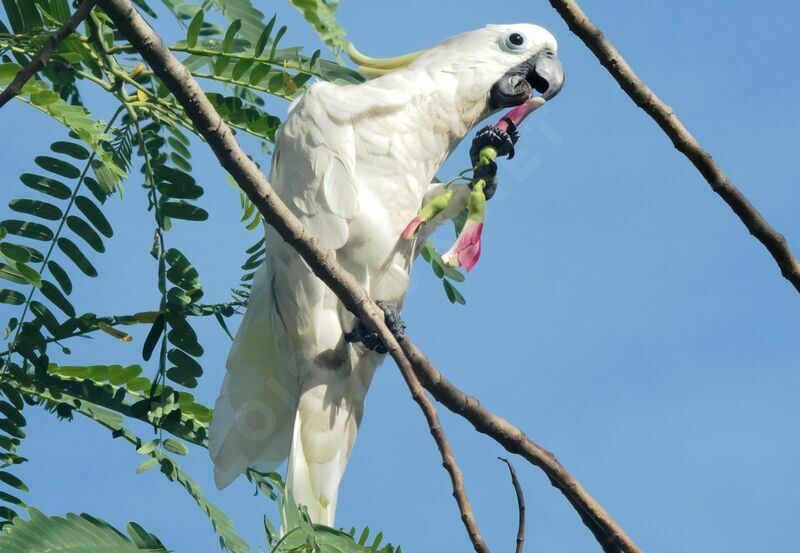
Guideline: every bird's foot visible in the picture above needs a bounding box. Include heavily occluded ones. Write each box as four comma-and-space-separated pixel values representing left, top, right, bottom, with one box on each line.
469, 124, 519, 201
345, 301, 406, 355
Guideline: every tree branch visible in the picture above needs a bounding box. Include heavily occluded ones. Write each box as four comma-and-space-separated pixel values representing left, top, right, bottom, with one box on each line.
98, 1, 489, 551
400, 338, 637, 553
547, 0, 800, 295
499, 458, 525, 553
0, 0, 99, 109
98, 1, 641, 552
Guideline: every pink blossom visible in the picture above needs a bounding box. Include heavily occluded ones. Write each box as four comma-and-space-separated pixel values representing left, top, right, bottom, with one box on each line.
442, 219, 483, 272
401, 216, 425, 240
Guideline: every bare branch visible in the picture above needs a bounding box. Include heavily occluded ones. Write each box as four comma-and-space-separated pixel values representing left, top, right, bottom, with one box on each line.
0, 0, 99, 109
400, 338, 638, 553
499, 458, 525, 553
98, 1, 489, 550
98, 1, 641, 551
547, 0, 800, 294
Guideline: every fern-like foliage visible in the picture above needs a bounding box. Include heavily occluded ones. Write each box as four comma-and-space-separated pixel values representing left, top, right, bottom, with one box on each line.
0, 508, 170, 552
0, 1, 405, 550
287, 0, 349, 56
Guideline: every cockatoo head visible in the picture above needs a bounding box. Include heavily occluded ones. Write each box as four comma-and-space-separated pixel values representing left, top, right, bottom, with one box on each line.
350, 23, 564, 117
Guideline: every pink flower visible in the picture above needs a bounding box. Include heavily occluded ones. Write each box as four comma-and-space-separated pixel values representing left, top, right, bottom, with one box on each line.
442, 219, 483, 272
442, 181, 487, 272
402, 216, 425, 240
401, 189, 454, 240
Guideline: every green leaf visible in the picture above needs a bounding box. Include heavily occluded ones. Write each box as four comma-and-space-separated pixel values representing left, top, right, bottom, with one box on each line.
213, 55, 231, 76
431, 259, 444, 279
0, 220, 54, 241
452, 207, 468, 235
0, 289, 25, 305
66, 216, 105, 253
187, 10, 204, 48
166, 348, 202, 387
57, 237, 98, 277
162, 439, 188, 456
254, 15, 276, 57
84, 175, 110, 203
222, 19, 242, 52
50, 141, 90, 160
231, 58, 253, 81
142, 315, 165, 362
8, 199, 63, 221
214, 0, 267, 47
421, 242, 432, 262
74, 196, 113, 238
165, 248, 201, 291
19, 173, 71, 200
0, 419, 24, 440
136, 439, 159, 455
0, 62, 22, 85
0, 490, 24, 507
47, 260, 72, 295
443, 280, 466, 305
135, 457, 156, 474
287, 0, 349, 55
0, 261, 40, 288
30, 300, 60, 335
249, 63, 271, 85
0, 242, 31, 263
108, 365, 143, 386
166, 138, 191, 160
160, 201, 208, 221
0, 265, 27, 286
91, 159, 118, 195
440, 264, 465, 283
166, 316, 203, 357
268, 25, 287, 61
35, 156, 81, 179
169, 153, 191, 173
0, 471, 28, 492
40, 280, 75, 317
157, 180, 203, 200
0, 402, 25, 428
0, 509, 170, 552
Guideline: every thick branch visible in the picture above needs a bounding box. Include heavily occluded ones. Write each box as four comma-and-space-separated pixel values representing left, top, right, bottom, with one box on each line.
98, 1, 488, 551
548, 0, 800, 294
0, 0, 99, 108
499, 458, 525, 553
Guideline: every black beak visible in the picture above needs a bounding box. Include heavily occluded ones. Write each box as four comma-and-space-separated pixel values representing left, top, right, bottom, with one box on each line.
490, 48, 565, 109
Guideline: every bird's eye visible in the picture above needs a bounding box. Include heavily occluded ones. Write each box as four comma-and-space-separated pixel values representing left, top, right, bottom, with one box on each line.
501, 32, 527, 52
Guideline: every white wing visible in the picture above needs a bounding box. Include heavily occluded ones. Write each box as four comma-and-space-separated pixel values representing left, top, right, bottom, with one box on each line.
209, 80, 410, 500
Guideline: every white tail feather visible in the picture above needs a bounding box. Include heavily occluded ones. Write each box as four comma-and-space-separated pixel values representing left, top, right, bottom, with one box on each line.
285, 351, 377, 527
209, 266, 299, 489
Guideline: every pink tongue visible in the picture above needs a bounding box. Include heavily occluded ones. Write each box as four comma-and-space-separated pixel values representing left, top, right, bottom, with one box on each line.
495, 96, 545, 134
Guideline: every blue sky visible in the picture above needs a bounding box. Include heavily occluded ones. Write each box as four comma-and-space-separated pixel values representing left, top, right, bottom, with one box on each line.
2, 0, 800, 551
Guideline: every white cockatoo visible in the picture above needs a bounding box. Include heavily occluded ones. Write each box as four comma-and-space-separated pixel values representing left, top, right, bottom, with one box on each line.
209, 23, 564, 526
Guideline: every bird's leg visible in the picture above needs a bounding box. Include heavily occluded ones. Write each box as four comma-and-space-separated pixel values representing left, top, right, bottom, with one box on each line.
345, 300, 406, 354
469, 121, 520, 200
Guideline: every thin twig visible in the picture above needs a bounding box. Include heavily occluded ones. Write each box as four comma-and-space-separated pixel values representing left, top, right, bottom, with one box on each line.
547, 0, 800, 295
98, 1, 489, 551
0, 0, 100, 108
499, 458, 525, 553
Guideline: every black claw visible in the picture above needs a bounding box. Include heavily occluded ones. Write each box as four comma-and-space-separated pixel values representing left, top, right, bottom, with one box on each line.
377, 301, 406, 339
344, 301, 405, 354
469, 124, 519, 201
470, 124, 518, 167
